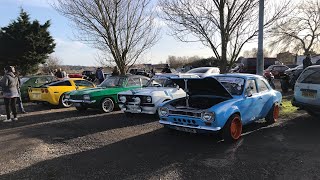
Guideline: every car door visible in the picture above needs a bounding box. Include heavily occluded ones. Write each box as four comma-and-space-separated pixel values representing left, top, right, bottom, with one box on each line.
49, 80, 74, 102
256, 78, 273, 118
240, 79, 261, 123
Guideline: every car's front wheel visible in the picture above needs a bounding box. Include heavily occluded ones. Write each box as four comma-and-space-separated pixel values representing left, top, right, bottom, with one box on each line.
265, 104, 280, 124
222, 114, 242, 142
59, 94, 73, 108
101, 98, 114, 113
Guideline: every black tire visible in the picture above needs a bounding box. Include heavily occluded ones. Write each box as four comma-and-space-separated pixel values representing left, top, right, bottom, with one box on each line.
59, 94, 73, 108
75, 106, 88, 111
100, 97, 114, 113
265, 104, 280, 124
222, 114, 242, 142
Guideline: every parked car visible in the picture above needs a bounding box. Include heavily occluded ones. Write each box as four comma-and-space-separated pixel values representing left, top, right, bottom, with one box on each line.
292, 65, 320, 116
118, 74, 199, 115
264, 65, 289, 79
65, 75, 150, 113
29, 78, 95, 107
186, 67, 220, 77
20, 75, 56, 101
82, 70, 95, 81
158, 74, 282, 142
280, 64, 304, 93
238, 57, 282, 74
68, 74, 83, 78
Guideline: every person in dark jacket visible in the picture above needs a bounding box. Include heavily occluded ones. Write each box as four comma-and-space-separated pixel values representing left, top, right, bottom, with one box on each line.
303, 54, 313, 69
95, 67, 105, 84
0, 66, 19, 122
161, 64, 172, 73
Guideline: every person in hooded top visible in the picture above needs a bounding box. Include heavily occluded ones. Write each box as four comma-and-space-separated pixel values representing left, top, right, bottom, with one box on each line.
0, 66, 20, 122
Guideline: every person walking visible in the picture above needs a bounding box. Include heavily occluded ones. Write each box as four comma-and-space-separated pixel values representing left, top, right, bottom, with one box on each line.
0, 66, 20, 122
303, 54, 313, 69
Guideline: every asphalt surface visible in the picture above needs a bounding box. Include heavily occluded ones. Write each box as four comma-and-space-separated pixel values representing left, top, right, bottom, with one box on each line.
0, 102, 319, 179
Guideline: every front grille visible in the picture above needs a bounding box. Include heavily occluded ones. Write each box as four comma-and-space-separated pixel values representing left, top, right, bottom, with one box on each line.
70, 95, 83, 100
121, 95, 149, 104
169, 110, 201, 118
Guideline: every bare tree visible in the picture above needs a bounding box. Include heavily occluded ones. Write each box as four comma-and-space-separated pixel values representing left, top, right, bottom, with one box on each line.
269, 0, 320, 55
42, 56, 62, 74
53, 0, 159, 75
242, 48, 271, 58
159, 0, 290, 73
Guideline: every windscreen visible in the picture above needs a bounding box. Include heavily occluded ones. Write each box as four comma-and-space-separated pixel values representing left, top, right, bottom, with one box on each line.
297, 68, 320, 84
99, 77, 126, 87
215, 77, 245, 95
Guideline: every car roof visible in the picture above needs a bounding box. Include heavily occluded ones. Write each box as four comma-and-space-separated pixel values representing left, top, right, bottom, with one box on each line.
212, 73, 262, 79
306, 65, 320, 70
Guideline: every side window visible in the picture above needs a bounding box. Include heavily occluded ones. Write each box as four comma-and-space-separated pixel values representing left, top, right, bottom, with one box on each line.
127, 77, 140, 86
50, 81, 72, 86
141, 78, 149, 86
74, 80, 94, 87
256, 79, 269, 92
246, 79, 258, 94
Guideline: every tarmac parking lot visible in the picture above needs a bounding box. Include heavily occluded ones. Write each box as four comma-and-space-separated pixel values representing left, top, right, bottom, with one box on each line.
0, 101, 319, 179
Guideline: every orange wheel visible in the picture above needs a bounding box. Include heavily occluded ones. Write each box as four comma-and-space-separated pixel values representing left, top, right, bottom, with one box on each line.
265, 104, 280, 124
222, 114, 242, 142
273, 105, 280, 121
230, 117, 242, 140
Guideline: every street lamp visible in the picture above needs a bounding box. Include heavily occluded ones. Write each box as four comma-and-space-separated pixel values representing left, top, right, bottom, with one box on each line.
257, 0, 264, 76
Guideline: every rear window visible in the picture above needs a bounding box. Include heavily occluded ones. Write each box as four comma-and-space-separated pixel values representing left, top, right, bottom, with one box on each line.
48, 81, 72, 86
297, 68, 320, 84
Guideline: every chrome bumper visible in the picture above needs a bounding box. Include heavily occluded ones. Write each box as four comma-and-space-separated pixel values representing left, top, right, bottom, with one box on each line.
119, 104, 157, 114
67, 99, 96, 104
159, 120, 221, 131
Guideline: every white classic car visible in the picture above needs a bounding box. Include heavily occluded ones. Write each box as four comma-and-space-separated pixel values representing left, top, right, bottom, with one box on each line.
118, 73, 199, 115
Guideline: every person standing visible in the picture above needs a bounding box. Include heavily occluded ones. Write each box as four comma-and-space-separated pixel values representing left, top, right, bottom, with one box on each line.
16, 73, 26, 113
303, 54, 313, 69
0, 66, 20, 122
95, 67, 105, 84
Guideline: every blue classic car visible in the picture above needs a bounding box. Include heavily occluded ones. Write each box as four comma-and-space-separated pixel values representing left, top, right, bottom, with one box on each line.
158, 74, 282, 142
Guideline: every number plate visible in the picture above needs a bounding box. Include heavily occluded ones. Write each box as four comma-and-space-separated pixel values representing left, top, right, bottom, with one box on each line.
74, 103, 81, 107
302, 91, 316, 98
175, 127, 197, 133
32, 93, 41, 99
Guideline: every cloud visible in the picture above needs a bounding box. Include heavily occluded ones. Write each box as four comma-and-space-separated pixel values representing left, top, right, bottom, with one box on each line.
17, 0, 52, 8
53, 38, 100, 66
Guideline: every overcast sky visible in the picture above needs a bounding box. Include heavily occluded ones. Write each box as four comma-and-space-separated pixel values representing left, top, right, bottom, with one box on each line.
0, 0, 285, 66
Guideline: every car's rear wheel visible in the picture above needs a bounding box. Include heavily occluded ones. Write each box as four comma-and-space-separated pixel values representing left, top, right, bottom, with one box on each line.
101, 98, 114, 113
222, 114, 242, 142
265, 104, 280, 124
59, 94, 72, 108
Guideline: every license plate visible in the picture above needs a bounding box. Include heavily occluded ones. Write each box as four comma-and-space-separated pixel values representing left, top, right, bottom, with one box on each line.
302, 91, 316, 98
74, 103, 81, 107
32, 93, 41, 99
175, 127, 197, 133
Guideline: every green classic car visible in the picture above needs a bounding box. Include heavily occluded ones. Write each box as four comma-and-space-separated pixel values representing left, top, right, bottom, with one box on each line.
20, 75, 56, 101
65, 75, 150, 112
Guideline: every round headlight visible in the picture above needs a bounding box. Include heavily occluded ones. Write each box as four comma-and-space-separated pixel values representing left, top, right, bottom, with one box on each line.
159, 107, 169, 117
119, 96, 126, 103
134, 97, 141, 104
83, 94, 90, 100
146, 96, 152, 103
201, 112, 215, 122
